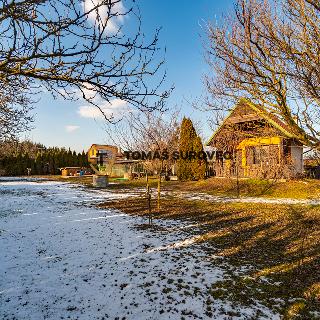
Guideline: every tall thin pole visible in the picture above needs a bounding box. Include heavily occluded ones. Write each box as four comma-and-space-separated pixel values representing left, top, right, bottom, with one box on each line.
146, 172, 152, 224
157, 174, 161, 212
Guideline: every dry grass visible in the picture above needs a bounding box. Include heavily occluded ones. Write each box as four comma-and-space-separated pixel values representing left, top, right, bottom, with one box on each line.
174, 177, 320, 199
43, 175, 320, 200
99, 196, 320, 318
24, 175, 320, 317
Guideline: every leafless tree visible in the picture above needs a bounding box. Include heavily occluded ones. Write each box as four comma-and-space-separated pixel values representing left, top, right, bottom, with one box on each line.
131, 109, 180, 210
0, 79, 33, 141
204, 0, 320, 149
0, 0, 170, 139
282, 0, 320, 105
105, 108, 180, 162
104, 107, 180, 210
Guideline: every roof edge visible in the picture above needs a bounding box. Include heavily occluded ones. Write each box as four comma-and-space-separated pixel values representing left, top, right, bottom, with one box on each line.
206, 98, 247, 146
206, 98, 298, 146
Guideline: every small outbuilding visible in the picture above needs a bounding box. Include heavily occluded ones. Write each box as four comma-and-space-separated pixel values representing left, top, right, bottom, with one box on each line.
61, 167, 88, 177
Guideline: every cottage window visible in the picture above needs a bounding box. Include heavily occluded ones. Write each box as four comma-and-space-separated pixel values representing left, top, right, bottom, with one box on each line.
252, 147, 261, 165
247, 146, 261, 165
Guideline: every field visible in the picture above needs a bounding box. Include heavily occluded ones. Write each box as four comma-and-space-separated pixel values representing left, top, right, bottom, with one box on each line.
1, 176, 319, 319
100, 195, 320, 319
46, 175, 320, 200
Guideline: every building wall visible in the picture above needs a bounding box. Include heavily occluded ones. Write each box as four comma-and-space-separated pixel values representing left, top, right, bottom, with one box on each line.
212, 137, 302, 179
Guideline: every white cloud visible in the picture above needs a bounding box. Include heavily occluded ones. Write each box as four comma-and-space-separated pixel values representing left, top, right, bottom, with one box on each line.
77, 105, 103, 119
76, 83, 99, 101
77, 99, 128, 120
83, 0, 126, 33
65, 125, 80, 133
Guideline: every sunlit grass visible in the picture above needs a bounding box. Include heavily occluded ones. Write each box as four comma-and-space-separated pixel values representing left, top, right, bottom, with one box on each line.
99, 195, 320, 318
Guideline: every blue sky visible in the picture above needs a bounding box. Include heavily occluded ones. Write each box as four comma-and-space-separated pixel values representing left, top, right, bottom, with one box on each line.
27, 0, 234, 152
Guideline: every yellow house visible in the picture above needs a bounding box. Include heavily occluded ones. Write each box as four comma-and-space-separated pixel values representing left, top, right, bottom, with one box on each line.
87, 144, 119, 165
206, 100, 304, 179
87, 144, 144, 178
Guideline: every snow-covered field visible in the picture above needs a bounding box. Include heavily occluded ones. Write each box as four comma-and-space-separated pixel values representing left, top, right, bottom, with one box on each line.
0, 178, 279, 319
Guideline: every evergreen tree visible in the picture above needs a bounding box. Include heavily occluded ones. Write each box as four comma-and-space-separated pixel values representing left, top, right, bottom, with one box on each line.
0, 140, 89, 176
59, 149, 66, 169
16, 152, 24, 175
72, 151, 77, 166
53, 150, 60, 174
82, 150, 88, 167
192, 136, 206, 180
35, 152, 43, 175
67, 148, 73, 166
24, 153, 31, 170
177, 117, 206, 181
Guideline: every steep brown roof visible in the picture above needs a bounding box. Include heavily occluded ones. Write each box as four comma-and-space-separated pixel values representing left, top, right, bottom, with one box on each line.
248, 103, 297, 138
206, 99, 298, 146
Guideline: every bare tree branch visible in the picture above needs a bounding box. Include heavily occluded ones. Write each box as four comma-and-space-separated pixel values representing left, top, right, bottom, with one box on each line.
0, 0, 171, 140
203, 0, 320, 148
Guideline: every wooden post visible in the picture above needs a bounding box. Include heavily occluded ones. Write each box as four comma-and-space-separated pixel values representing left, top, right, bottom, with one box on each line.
146, 173, 152, 224
157, 174, 161, 212
236, 160, 240, 198
147, 185, 152, 225
157, 161, 164, 213
146, 172, 149, 190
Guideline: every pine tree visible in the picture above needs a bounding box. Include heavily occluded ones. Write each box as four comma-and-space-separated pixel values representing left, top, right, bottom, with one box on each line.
16, 152, 24, 175
82, 150, 88, 167
0, 141, 89, 176
35, 152, 43, 175
67, 148, 73, 166
22, 153, 31, 175
53, 150, 60, 174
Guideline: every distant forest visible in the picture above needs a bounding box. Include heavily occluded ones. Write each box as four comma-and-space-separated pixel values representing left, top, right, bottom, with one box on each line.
0, 140, 88, 176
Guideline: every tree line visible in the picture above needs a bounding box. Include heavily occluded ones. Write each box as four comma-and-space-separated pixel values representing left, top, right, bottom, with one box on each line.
0, 115, 206, 179
0, 141, 88, 176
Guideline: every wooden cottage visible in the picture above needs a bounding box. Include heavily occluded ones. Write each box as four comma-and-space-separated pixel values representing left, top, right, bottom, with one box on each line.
206, 100, 304, 179
87, 144, 119, 165
87, 144, 144, 178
